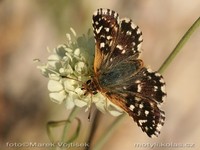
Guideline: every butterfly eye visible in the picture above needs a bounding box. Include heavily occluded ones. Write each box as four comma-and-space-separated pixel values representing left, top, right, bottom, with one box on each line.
86, 80, 91, 84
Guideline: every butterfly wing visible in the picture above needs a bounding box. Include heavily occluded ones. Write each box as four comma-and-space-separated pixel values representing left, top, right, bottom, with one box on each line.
92, 8, 143, 74
92, 8, 166, 137
105, 92, 165, 137
102, 66, 166, 137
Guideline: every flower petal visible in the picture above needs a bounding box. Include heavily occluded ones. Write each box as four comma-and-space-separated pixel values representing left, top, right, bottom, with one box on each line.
74, 99, 87, 107
49, 91, 66, 104
74, 48, 80, 56
65, 92, 75, 109
48, 80, 63, 92
74, 61, 88, 75
63, 79, 77, 91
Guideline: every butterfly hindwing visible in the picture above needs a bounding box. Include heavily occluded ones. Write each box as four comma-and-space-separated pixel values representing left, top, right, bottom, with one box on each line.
125, 95, 165, 138
105, 91, 165, 137
123, 68, 166, 137
127, 67, 166, 104
101, 65, 166, 137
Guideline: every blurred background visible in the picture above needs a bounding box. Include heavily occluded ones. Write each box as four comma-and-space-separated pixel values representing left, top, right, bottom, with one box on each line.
0, 0, 200, 150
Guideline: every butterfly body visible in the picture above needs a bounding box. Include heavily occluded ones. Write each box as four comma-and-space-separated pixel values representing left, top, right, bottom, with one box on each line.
84, 8, 166, 138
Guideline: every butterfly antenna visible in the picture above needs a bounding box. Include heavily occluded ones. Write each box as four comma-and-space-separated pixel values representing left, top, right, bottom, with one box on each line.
61, 75, 84, 84
45, 67, 85, 84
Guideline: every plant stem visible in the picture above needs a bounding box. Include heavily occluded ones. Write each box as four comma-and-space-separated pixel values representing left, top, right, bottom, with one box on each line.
61, 106, 80, 142
85, 109, 102, 150
93, 17, 200, 150
158, 17, 200, 73
93, 114, 126, 150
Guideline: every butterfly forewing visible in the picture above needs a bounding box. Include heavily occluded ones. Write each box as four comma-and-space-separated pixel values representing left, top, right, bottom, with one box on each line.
92, 9, 143, 73
91, 8, 166, 137
108, 18, 143, 65
93, 9, 119, 73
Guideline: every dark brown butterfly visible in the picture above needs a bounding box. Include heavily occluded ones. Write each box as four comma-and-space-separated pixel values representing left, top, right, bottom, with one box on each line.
83, 8, 166, 137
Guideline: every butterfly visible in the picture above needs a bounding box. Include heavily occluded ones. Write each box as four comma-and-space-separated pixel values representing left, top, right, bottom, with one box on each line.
83, 8, 166, 137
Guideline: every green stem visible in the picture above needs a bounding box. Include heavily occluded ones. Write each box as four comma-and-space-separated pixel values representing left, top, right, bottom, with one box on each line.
85, 110, 102, 150
61, 106, 80, 142
158, 17, 200, 73
93, 17, 200, 150
93, 114, 126, 150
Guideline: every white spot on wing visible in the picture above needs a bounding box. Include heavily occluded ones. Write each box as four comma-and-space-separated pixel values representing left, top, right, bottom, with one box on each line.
135, 80, 141, 84
155, 131, 159, 136
95, 21, 99, 25
139, 104, 143, 108
107, 36, 112, 40
137, 84, 142, 92
129, 105, 135, 111
162, 94, 167, 102
114, 12, 118, 18
96, 26, 103, 34
147, 75, 152, 79
116, 44, 123, 50
136, 28, 141, 34
154, 86, 158, 91
135, 97, 141, 101
105, 27, 110, 32
151, 134, 157, 138
147, 68, 153, 73
100, 42, 105, 48
139, 120, 147, 125
159, 78, 165, 83
123, 86, 127, 89
155, 72, 161, 77
126, 31, 132, 35
156, 124, 162, 131
145, 110, 149, 115
131, 23, 137, 29
137, 110, 141, 116
161, 85, 166, 93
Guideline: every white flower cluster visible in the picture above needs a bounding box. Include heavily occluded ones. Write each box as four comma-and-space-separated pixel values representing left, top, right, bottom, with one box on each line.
37, 28, 123, 116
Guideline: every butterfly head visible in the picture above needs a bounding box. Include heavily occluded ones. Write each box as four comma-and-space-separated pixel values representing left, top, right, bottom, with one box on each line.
82, 78, 99, 96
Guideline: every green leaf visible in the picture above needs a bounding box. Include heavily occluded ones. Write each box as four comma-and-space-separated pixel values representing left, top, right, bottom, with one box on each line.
66, 118, 81, 143
46, 117, 82, 144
